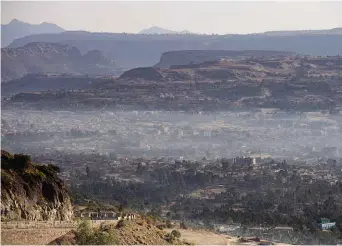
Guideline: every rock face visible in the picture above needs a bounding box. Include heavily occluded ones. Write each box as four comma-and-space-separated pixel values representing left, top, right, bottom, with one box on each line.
1, 150, 73, 221
1, 42, 121, 82
155, 50, 295, 68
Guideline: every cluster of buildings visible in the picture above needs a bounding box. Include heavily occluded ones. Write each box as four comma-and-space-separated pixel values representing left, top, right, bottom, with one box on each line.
74, 211, 136, 221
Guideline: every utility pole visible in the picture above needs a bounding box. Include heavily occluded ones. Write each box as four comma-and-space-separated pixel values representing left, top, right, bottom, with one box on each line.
293, 188, 297, 217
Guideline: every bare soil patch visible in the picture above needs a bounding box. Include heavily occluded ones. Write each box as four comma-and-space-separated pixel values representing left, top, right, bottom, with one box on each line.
165, 228, 233, 245
1, 228, 71, 245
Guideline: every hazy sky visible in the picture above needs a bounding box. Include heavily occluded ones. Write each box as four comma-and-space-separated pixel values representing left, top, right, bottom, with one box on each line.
2, 1, 342, 34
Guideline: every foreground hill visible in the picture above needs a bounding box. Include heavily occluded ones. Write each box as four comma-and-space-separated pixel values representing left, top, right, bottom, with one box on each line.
1, 19, 65, 48
7, 29, 342, 70
1, 150, 73, 221
1, 42, 122, 82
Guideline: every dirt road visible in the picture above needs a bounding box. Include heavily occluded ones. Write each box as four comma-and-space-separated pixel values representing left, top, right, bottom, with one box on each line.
165, 228, 234, 245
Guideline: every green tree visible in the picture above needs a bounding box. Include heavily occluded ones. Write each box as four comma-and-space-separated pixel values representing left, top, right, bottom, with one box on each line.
86, 166, 90, 177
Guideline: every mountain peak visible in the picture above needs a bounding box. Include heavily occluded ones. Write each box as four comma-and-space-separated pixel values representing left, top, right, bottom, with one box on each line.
8, 19, 23, 25
1, 19, 65, 47
139, 26, 192, 35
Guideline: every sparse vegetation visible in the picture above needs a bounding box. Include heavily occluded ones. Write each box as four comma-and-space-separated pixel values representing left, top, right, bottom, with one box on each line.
1, 150, 72, 221
115, 219, 127, 228
171, 229, 181, 239
75, 220, 119, 245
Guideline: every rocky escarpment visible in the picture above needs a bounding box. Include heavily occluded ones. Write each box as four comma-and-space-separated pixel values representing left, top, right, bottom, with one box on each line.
4, 55, 342, 112
1, 150, 73, 221
154, 50, 295, 68
1, 42, 122, 82
119, 67, 192, 82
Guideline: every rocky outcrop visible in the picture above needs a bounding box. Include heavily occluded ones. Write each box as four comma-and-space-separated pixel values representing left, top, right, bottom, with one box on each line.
155, 50, 295, 68
1, 150, 73, 221
1, 42, 121, 82
119, 66, 194, 82
120, 67, 164, 81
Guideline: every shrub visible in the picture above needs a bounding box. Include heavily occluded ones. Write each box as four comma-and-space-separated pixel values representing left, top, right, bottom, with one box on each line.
75, 220, 119, 245
24, 168, 46, 180
116, 219, 127, 228
171, 229, 181, 239
13, 154, 32, 169
1, 171, 14, 185
166, 219, 173, 228
47, 164, 61, 173
92, 228, 119, 245
75, 220, 93, 245
145, 215, 155, 225
180, 222, 188, 229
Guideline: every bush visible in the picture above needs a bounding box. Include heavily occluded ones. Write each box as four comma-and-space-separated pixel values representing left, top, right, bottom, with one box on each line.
92, 228, 119, 245
75, 220, 119, 245
13, 154, 32, 169
47, 164, 61, 173
180, 222, 188, 229
1, 171, 14, 185
145, 215, 155, 225
166, 219, 173, 228
75, 220, 93, 245
116, 219, 127, 228
24, 168, 46, 180
171, 229, 181, 239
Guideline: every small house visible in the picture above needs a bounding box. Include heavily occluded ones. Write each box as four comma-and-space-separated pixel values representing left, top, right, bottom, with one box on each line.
318, 218, 336, 230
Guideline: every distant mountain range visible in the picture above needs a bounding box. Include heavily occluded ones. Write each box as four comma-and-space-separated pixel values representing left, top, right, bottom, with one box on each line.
262, 27, 342, 36
1, 19, 65, 47
8, 28, 342, 70
2, 19, 342, 71
139, 26, 192, 35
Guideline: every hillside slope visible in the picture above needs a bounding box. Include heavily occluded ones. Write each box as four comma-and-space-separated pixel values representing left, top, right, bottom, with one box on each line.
1, 150, 73, 221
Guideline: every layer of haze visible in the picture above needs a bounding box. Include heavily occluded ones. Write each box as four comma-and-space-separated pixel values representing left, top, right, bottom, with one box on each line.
2, 1, 342, 34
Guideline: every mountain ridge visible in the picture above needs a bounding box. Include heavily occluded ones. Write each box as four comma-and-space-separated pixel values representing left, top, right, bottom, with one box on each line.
7, 28, 342, 70
1, 19, 65, 47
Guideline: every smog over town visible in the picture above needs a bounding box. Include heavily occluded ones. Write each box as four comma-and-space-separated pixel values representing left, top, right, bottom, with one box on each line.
2, 109, 342, 162
2, 1, 342, 245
